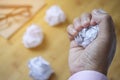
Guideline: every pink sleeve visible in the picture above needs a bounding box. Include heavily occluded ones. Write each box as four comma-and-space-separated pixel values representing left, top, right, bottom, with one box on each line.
69, 70, 107, 80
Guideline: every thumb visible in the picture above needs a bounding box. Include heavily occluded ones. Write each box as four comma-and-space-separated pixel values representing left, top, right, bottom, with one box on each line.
91, 9, 116, 68
91, 9, 115, 38
91, 9, 108, 24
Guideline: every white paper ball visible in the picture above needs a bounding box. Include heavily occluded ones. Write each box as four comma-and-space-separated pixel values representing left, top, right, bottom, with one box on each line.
45, 5, 66, 26
75, 25, 99, 48
22, 24, 44, 48
28, 56, 53, 80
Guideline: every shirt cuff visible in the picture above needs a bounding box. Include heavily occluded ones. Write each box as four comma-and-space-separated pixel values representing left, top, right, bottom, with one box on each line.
69, 70, 107, 80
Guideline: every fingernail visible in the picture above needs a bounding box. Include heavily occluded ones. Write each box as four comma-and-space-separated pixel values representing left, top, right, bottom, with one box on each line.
82, 17, 90, 27
73, 17, 80, 22
74, 21, 81, 28
98, 9, 107, 14
93, 9, 107, 15
74, 18, 80, 26
71, 28, 77, 35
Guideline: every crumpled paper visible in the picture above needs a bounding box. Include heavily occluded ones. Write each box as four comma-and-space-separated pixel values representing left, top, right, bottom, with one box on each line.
75, 25, 99, 48
45, 5, 66, 26
22, 24, 44, 48
28, 56, 53, 80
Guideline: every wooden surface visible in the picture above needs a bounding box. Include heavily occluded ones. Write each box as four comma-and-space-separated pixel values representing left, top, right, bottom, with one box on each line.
0, 0, 120, 80
0, 0, 45, 39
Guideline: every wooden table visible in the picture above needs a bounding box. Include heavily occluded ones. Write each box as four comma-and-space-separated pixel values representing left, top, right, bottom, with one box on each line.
0, 0, 120, 80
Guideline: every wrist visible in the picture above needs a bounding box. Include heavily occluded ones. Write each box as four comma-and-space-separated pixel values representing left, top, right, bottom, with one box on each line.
69, 70, 108, 80
70, 64, 108, 76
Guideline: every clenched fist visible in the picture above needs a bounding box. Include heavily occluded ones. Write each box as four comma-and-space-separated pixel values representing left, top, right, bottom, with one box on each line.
67, 9, 116, 75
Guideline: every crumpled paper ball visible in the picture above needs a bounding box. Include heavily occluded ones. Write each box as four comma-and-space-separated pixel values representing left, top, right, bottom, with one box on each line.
28, 56, 53, 80
45, 5, 66, 26
22, 24, 44, 48
75, 25, 99, 48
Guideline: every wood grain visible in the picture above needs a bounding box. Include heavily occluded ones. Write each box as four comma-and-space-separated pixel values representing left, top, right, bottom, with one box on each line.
0, 0, 45, 39
0, 0, 120, 80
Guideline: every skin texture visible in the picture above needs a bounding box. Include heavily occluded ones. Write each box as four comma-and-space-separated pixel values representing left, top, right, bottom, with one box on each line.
67, 9, 116, 75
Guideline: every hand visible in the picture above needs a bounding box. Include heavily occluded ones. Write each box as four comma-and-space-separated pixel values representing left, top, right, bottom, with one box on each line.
67, 9, 116, 75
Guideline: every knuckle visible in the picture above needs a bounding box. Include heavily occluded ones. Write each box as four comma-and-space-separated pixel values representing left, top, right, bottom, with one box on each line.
67, 24, 74, 34
74, 17, 79, 22
103, 14, 112, 20
81, 13, 88, 16
67, 25, 71, 31
81, 13, 91, 18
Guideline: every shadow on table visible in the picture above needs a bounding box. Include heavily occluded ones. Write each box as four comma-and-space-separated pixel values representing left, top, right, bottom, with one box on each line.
29, 34, 48, 52
49, 73, 57, 80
